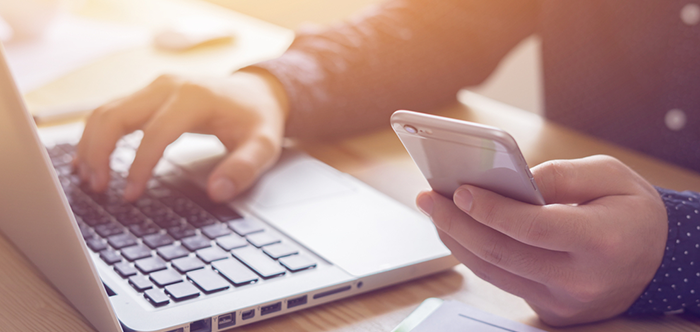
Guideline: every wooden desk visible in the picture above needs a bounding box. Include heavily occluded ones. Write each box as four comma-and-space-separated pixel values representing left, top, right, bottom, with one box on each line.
2, 0, 700, 331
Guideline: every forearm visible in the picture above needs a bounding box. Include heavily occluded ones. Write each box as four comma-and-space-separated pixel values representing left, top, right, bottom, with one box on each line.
627, 188, 700, 316
253, 0, 538, 139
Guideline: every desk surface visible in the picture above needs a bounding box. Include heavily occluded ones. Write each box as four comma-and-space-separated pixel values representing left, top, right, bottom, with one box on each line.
4, 0, 700, 331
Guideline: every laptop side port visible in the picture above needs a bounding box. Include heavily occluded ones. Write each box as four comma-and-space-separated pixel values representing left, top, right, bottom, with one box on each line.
287, 295, 308, 309
189, 318, 211, 332
217, 312, 236, 329
260, 302, 282, 316
242, 309, 255, 320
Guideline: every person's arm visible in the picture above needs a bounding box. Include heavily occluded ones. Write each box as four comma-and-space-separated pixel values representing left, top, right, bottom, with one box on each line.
74, 0, 538, 202
254, 0, 539, 138
626, 188, 700, 316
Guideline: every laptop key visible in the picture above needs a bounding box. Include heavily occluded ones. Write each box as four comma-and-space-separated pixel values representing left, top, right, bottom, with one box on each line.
185, 211, 217, 228
129, 275, 154, 292
135, 256, 167, 274
181, 235, 211, 251
167, 224, 196, 240
211, 258, 258, 286
156, 244, 190, 261
165, 281, 200, 302
216, 234, 248, 251
85, 236, 108, 252
151, 212, 182, 228
128, 221, 160, 237
135, 199, 169, 218
187, 268, 230, 294
172, 256, 205, 273
114, 208, 148, 226
114, 262, 138, 278
121, 244, 152, 261
81, 212, 112, 227
196, 246, 228, 264
232, 246, 286, 279
263, 243, 299, 259
246, 232, 281, 248
94, 221, 124, 237
107, 233, 137, 249
201, 223, 232, 239
143, 233, 174, 249
150, 268, 183, 287
99, 249, 122, 265
144, 289, 169, 307
279, 254, 317, 272
228, 219, 264, 236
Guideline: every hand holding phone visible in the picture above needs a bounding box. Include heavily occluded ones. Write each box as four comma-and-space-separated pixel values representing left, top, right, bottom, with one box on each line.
391, 110, 545, 205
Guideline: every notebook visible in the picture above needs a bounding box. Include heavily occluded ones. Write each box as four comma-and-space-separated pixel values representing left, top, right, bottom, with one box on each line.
0, 44, 456, 332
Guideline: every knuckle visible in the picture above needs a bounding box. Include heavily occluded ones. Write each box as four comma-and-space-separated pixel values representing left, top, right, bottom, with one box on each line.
479, 241, 506, 266
254, 134, 280, 157
153, 73, 179, 86
538, 159, 570, 192
479, 198, 500, 226
176, 80, 208, 96
517, 210, 547, 243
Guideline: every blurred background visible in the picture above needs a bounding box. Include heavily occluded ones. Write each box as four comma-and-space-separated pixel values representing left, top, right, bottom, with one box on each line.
0, 0, 543, 116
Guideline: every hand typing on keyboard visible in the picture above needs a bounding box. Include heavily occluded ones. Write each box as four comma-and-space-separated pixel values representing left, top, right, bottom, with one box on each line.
48, 145, 317, 307
73, 68, 289, 202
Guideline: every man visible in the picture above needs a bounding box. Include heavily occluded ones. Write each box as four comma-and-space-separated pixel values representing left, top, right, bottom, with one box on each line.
73, 0, 700, 325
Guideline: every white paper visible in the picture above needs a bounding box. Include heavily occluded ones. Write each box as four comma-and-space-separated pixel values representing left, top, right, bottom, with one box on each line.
411, 300, 547, 332
2, 13, 150, 92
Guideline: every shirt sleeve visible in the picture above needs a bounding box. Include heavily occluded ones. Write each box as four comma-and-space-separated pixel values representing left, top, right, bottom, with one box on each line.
627, 187, 700, 316
252, 0, 539, 138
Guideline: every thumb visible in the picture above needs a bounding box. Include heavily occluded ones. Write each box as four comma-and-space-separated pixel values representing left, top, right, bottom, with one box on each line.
207, 135, 281, 202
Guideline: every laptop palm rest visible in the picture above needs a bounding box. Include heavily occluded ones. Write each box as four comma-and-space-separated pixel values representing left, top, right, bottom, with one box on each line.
239, 152, 451, 278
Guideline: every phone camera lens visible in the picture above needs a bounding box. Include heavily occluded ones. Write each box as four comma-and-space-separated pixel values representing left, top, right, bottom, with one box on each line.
404, 125, 417, 134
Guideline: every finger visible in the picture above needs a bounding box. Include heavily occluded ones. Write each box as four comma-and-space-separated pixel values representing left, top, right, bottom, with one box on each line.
124, 92, 202, 201
206, 133, 281, 202
75, 76, 175, 192
419, 191, 566, 283
453, 185, 590, 251
436, 229, 554, 308
532, 155, 641, 204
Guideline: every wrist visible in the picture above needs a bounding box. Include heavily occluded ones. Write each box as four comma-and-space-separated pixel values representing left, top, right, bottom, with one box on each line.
235, 66, 290, 122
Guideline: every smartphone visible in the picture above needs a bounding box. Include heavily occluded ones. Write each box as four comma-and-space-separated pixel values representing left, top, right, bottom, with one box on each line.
391, 110, 545, 205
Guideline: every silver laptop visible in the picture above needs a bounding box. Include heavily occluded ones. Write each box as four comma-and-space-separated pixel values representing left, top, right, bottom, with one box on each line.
0, 44, 455, 332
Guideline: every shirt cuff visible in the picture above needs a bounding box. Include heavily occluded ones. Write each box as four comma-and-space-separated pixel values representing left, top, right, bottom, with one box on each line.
627, 187, 700, 316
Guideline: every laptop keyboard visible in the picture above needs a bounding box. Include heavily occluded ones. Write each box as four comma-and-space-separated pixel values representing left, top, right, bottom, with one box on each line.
46, 139, 317, 308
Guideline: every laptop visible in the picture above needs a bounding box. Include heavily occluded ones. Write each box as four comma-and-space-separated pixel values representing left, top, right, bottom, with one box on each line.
0, 44, 456, 332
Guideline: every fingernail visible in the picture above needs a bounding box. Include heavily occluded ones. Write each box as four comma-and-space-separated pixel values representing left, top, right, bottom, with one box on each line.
123, 181, 139, 201
417, 194, 434, 216
454, 188, 473, 212
210, 177, 236, 202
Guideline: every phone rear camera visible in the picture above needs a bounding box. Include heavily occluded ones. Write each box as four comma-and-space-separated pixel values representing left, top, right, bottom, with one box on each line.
404, 125, 417, 134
